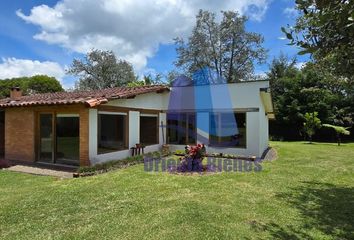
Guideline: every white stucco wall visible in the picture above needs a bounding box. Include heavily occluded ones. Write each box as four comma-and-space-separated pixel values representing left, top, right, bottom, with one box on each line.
129, 111, 139, 148
258, 102, 270, 157
106, 92, 169, 110
168, 81, 270, 157
168, 81, 269, 111
90, 92, 169, 164
87, 81, 271, 165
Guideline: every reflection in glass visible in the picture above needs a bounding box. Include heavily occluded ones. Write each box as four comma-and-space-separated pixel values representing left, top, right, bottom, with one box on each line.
56, 114, 80, 165
39, 114, 53, 163
98, 114, 126, 154
140, 116, 158, 145
210, 112, 246, 148
167, 113, 196, 145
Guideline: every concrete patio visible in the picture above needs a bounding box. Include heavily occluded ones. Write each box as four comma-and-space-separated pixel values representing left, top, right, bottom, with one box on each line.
1, 159, 74, 179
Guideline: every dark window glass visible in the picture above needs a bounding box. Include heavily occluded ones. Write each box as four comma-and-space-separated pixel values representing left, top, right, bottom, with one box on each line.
167, 113, 196, 145
188, 113, 196, 144
39, 114, 53, 163
140, 116, 158, 145
98, 114, 126, 154
38, 113, 80, 166
209, 112, 246, 148
56, 115, 80, 165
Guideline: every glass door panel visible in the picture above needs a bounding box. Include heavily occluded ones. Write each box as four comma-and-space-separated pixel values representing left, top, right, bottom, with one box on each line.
39, 114, 53, 163
187, 113, 196, 144
56, 114, 80, 166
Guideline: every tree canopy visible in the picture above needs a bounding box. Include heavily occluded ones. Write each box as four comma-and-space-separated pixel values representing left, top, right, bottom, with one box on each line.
268, 54, 353, 141
175, 10, 267, 82
0, 75, 63, 98
67, 49, 136, 90
282, 0, 354, 80
303, 112, 322, 143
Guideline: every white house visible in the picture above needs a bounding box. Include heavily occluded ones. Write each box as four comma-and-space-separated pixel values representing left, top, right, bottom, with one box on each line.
0, 80, 274, 167
88, 80, 274, 164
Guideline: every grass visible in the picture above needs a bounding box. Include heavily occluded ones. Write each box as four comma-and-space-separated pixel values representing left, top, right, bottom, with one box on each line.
0, 141, 353, 240
77, 154, 147, 174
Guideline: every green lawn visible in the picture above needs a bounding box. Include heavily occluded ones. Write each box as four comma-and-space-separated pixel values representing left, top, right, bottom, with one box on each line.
1, 142, 353, 240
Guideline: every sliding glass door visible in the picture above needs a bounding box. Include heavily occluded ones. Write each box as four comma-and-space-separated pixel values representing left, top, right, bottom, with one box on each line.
38, 113, 80, 166
167, 113, 196, 145
39, 114, 54, 163
56, 114, 80, 166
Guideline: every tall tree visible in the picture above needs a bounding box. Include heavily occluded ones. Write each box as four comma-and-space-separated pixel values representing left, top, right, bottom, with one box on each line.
175, 10, 267, 83
282, 0, 354, 80
67, 49, 136, 90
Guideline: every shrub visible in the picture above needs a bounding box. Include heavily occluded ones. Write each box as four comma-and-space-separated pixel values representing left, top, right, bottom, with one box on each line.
172, 144, 208, 173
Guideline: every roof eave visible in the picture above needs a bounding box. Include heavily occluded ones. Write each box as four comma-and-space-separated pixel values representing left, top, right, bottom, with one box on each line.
260, 87, 275, 120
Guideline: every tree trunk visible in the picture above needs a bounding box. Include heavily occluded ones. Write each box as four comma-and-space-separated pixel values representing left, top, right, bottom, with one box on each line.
228, 37, 236, 83
337, 133, 341, 146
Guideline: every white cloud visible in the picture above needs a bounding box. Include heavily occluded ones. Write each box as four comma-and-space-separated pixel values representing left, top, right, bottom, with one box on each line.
0, 58, 65, 81
16, 0, 271, 72
278, 36, 287, 40
283, 7, 298, 18
254, 70, 267, 79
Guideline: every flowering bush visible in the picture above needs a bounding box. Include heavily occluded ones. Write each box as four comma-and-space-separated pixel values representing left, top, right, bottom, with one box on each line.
185, 144, 206, 159
176, 144, 206, 172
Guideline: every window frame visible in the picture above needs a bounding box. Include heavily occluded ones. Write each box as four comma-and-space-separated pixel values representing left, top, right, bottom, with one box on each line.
166, 112, 196, 145
208, 111, 247, 149
97, 111, 128, 155
36, 111, 80, 165
139, 113, 159, 146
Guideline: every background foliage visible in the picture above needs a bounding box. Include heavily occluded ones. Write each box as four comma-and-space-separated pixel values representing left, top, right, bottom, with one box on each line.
273, 0, 354, 142
0, 75, 63, 98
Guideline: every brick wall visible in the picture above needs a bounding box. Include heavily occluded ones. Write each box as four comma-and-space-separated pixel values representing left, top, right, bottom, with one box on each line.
4, 105, 90, 166
5, 108, 35, 162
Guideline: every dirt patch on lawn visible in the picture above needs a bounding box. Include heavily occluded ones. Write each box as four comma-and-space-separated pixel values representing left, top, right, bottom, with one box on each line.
3, 164, 73, 179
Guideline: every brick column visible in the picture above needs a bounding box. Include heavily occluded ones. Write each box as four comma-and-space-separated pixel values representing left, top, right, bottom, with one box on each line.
79, 107, 90, 166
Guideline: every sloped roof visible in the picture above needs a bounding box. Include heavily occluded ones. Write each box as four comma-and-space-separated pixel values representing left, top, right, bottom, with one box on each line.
0, 85, 169, 108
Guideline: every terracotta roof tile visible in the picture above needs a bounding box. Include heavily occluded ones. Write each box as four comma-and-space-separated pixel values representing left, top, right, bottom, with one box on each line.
0, 85, 169, 108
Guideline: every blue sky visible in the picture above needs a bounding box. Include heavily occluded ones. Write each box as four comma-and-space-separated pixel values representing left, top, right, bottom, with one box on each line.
0, 0, 309, 88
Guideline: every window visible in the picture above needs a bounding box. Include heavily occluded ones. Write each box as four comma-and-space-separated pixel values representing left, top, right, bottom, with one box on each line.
140, 115, 158, 145
167, 113, 196, 145
209, 112, 246, 148
98, 113, 127, 154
